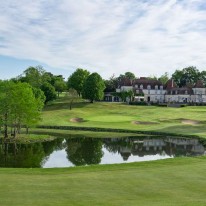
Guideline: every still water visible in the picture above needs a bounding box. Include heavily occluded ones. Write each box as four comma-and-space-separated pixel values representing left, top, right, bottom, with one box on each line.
0, 136, 205, 168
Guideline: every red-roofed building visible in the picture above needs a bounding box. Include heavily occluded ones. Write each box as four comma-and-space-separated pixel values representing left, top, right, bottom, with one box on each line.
104, 77, 206, 103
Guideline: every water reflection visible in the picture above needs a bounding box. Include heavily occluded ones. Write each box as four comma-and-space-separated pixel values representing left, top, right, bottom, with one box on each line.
0, 136, 205, 168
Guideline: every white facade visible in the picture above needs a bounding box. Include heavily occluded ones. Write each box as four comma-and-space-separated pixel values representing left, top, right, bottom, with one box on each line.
114, 79, 206, 103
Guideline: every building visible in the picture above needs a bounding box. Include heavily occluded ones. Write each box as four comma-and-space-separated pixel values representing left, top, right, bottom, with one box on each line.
104, 77, 206, 103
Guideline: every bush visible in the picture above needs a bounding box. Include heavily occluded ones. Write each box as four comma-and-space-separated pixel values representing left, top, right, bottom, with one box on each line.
158, 104, 167, 107
129, 101, 147, 106
180, 104, 187, 107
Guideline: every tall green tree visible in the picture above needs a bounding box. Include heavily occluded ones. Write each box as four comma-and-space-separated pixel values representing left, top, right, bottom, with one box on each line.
172, 66, 200, 87
104, 74, 118, 92
41, 82, 57, 103
21, 66, 46, 88
67, 68, 90, 96
0, 81, 44, 138
83, 73, 105, 103
124, 72, 136, 80
67, 89, 79, 110
54, 79, 67, 97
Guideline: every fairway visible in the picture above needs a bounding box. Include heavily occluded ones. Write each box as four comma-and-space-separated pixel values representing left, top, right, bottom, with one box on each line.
40, 96, 206, 138
0, 157, 206, 206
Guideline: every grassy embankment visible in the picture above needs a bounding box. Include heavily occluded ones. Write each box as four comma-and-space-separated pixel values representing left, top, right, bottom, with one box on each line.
37, 95, 206, 138
0, 96, 206, 205
0, 157, 206, 206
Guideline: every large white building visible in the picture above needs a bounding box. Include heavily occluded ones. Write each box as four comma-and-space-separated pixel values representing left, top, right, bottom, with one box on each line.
104, 77, 206, 103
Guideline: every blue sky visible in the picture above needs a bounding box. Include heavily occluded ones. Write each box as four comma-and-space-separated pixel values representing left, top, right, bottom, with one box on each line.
0, 0, 206, 80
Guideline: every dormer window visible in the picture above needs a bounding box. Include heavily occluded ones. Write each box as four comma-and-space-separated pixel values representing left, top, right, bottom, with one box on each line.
155, 85, 158, 90
147, 85, 151, 90
140, 84, 143, 89
160, 85, 163, 90
185, 90, 188, 95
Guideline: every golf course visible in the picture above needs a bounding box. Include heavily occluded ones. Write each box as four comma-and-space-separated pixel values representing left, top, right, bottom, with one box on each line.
1, 95, 206, 205
40, 95, 206, 138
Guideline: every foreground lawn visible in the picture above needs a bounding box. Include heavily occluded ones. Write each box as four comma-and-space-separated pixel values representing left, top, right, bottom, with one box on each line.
0, 157, 206, 206
40, 96, 206, 138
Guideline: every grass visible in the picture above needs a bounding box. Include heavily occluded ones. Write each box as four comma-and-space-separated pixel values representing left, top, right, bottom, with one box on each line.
0, 96, 206, 205
30, 128, 150, 138
40, 95, 206, 138
0, 157, 206, 205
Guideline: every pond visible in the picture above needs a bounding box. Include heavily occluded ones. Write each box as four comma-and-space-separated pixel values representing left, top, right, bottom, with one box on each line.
0, 136, 205, 168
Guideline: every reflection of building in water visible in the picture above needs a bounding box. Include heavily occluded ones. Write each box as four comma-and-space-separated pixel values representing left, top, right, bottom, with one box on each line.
165, 138, 205, 154
106, 138, 206, 161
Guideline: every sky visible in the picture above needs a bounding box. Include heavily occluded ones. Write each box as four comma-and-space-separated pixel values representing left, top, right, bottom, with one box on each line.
0, 0, 206, 80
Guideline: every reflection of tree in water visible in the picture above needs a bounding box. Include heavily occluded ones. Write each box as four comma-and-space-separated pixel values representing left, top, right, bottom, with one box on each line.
42, 138, 64, 157
104, 138, 133, 161
66, 138, 103, 166
0, 143, 45, 168
0, 138, 64, 168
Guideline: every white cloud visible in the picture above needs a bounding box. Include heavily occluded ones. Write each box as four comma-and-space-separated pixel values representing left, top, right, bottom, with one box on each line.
0, 0, 206, 78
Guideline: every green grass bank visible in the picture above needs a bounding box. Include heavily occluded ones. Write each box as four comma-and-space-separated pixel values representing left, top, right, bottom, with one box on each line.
0, 157, 206, 206
39, 95, 206, 138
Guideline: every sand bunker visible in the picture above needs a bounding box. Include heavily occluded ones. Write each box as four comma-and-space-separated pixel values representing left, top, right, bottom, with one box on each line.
181, 119, 199, 125
132, 121, 159, 125
70, 118, 84, 123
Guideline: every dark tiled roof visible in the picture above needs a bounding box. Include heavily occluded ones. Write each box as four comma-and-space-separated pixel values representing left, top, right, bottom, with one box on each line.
166, 87, 194, 95
119, 78, 132, 86
194, 80, 204, 88
132, 77, 163, 89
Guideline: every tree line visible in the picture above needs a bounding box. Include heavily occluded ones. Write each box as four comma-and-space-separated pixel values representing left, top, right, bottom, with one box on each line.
1, 65, 205, 139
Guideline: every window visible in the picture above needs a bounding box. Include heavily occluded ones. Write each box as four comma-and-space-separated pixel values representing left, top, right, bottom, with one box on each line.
160, 85, 163, 90
155, 85, 158, 90
140, 84, 143, 89
147, 85, 151, 90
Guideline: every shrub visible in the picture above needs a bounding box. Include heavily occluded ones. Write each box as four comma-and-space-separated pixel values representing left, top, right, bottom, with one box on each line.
129, 101, 147, 106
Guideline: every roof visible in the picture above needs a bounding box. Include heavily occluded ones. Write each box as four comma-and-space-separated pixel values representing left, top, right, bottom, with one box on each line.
165, 79, 177, 89
132, 77, 163, 89
166, 87, 194, 95
194, 80, 204, 88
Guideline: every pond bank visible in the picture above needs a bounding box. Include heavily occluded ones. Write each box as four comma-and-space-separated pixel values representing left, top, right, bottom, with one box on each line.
37, 125, 203, 139
0, 156, 206, 205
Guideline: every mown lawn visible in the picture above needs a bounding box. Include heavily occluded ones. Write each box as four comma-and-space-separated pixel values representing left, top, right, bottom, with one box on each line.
40, 96, 206, 138
0, 157, 206, 206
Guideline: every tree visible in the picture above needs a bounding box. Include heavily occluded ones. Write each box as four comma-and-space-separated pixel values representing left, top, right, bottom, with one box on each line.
20, 66, 46, 88
124, 72, 136, 80
32, 87, 46, 110
104, 74, 118, 92
158, 72, 169, 84
113, 90, 133, 102
172, 66, 200, 87
67, 68, 90, 96
199, 71, 206, 86
54, 79, 67, 97
83, 73, 105, 103
0, 81, 44, 138
67, 89, 79, 110
41, 82, 57, 103
0, 81, 13, 138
